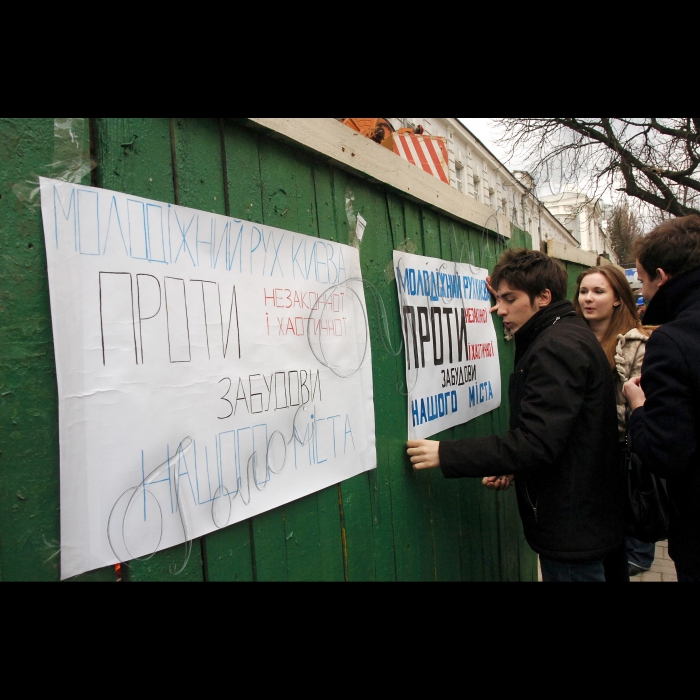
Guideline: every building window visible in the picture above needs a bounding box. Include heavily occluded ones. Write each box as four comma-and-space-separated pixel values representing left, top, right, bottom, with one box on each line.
455, 163, 464, 193
502, 199, 507, 218
489, 188, 496, 210
473, 175, 480, 201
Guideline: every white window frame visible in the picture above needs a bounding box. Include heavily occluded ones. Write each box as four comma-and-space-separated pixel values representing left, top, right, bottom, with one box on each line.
455, 162, 464, 193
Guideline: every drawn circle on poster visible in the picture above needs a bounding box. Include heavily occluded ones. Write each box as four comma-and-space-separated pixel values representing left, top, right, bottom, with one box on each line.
307, 277, 368, 379
107, 486, 164, 563
211, 485, 232, 529
290, 403, 314, 446
266, 430, 287, 474
253, 451, 269, 491
239, 451, 267, 496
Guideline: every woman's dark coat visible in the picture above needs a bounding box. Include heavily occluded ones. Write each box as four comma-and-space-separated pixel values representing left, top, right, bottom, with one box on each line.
439, 300, 623, 561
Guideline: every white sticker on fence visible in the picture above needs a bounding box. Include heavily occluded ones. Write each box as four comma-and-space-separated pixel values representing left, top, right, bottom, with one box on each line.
393, 251, 501, 439
40, 178, 376, 580
355, 213, 367, 241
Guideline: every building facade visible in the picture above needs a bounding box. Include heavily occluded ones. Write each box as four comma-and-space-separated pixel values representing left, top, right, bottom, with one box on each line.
388, 118, 615, 261
539, 188, 615, 260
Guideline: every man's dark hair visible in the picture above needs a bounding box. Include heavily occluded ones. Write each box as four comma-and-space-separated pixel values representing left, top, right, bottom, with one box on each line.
634, 215, 700, 279
491, 248, 568, 303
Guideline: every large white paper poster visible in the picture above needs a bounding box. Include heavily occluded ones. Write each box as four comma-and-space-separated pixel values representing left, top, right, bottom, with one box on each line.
393, 251, 501, 439
40, 178, 376, 579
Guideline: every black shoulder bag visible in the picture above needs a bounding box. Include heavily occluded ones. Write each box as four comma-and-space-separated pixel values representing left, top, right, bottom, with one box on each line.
624, 409, 671, 543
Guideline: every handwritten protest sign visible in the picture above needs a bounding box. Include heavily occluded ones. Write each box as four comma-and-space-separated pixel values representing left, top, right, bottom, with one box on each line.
40, 178, 376, 579
393, 251, 501, 439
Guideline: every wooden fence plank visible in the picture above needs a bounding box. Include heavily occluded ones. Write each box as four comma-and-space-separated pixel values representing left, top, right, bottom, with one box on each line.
388, 199, 436, 581
115, 118, 228, 581
334, 170, 399, 580
322, 168, 378, 581
437, 216, 473, 581
310, 160, 349, 582
170, 117, 255, 582
475, 223, 504, 582
0, 118, 98, 580
253, 134, 332, 581
264, 142, 330, 582
202, 121, 269, 582
94, 116, 206, 581
420, 209, 462, 581
446, 222, 485, 581
565, 261, 589, 302
247, 135, 344, 579
222, 121, 265, 226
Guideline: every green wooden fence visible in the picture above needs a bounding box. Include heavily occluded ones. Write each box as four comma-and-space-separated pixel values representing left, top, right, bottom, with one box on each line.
0, 117, 545, 581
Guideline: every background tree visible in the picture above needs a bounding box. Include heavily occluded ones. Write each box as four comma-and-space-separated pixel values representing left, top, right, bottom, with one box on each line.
607, 203, 642, 267
496, 119, 700, 219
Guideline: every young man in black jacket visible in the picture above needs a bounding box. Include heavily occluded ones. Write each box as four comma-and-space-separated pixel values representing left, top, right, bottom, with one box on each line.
407, 249, 623, 582
623, 215, 700, 582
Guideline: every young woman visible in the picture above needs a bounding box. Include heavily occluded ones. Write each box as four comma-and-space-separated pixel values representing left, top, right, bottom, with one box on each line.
573, 265, 655, 577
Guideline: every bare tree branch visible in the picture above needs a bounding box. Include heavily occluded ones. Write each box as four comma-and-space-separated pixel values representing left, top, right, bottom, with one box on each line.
496, 118, 700, 220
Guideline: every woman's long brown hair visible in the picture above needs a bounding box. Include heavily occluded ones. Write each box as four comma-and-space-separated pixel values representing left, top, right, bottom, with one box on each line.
573, 265, 650, 368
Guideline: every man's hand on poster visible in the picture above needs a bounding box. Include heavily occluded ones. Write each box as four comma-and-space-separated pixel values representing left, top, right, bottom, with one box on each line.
482, 475, 514, 491
623, 375, 646, 411
486, 275, 498, 313
407, 440, 514, 487
406, 440, 441, 469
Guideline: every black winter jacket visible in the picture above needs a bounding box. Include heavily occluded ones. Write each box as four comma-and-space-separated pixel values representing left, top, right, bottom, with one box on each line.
439, 300, 623, 561
629, 267, 700, 575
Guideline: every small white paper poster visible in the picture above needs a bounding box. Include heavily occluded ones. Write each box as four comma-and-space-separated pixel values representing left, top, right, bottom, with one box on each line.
355, 214, 367, 241
393, 250, 501, 439
40, 178, 376, 579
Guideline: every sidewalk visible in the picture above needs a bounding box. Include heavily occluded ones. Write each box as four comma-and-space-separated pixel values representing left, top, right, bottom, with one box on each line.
535, 540, 677, 581
629, 540, 677, 582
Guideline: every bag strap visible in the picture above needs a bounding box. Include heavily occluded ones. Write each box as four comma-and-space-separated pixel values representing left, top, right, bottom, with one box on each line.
625, 406, 633, 455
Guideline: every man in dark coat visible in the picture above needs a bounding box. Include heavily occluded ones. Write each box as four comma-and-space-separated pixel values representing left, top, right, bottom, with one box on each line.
624, 215, 700, 582
407, 248, 623, 582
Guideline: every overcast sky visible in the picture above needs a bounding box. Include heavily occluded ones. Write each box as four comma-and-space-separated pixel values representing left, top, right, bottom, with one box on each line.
457, 118, 608, 202
457, 118, 527, 169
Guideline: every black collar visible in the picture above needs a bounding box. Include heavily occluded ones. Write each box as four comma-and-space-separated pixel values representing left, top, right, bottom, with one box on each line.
643, 267, 700, 325
514, 300, 577, 365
